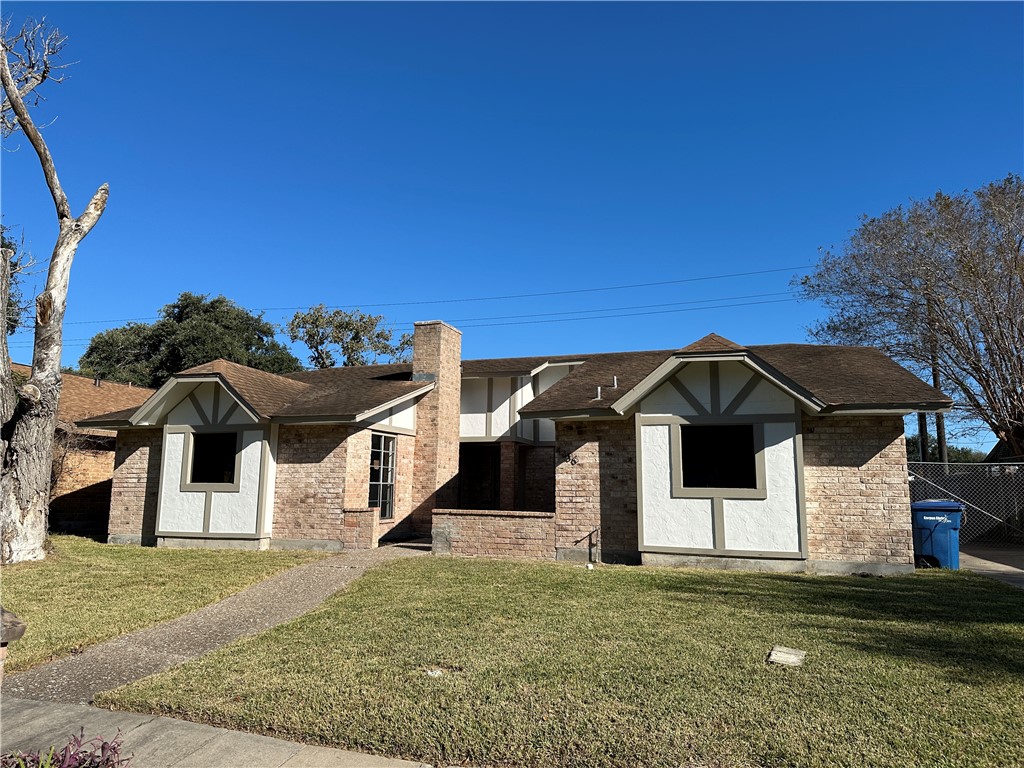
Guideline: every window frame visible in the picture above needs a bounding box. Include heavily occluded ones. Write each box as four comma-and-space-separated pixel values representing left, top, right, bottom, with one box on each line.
670, 422, 767, 500
180, 429, 244, 493
368, 433, 397, 521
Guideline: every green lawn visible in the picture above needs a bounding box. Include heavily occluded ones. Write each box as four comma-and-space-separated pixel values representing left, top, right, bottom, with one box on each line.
97, 557, 1024, 768
1, 535, 326, 673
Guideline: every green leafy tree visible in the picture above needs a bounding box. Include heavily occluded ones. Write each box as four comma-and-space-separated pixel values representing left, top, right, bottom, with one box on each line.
286, 305, 411, 369
905, 435, 985, 463
79, 293, 302, 388
798, 174, 1024, 458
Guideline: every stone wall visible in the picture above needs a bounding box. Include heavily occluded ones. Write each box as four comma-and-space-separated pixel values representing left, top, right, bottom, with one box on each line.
108, 428, 162, 545
802, 414, 914, 569
554, 420, 639, 563
411, 321, 462, 531
432, 508, 555, 559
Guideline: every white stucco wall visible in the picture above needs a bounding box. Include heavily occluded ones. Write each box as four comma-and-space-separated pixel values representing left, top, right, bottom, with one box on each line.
460, 379, 488, 437
158, 431, 206, 532
207, 430, 264, 534
722, 423, 800, 552
637, 361, 803, 556
640, 425, 715, 549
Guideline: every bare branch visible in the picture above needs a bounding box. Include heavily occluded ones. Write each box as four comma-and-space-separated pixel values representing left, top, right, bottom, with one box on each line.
0, 17, 71, 219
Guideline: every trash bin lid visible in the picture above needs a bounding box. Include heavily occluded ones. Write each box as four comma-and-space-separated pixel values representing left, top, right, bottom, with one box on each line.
911, 499, 965, 513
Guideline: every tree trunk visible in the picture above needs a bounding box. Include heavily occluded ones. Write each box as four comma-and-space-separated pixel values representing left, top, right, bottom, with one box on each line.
1, 211, 106, 563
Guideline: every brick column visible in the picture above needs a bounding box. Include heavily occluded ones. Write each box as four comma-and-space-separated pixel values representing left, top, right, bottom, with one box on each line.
108, 428, 162, 546
499, 441, 518, 510
411, 321, 462, 531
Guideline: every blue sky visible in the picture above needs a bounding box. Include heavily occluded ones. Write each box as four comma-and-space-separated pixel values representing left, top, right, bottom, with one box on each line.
3, 2, 1022, 446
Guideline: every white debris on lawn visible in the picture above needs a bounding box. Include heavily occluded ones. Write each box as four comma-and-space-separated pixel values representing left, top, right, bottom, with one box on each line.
767, 645, 806, 667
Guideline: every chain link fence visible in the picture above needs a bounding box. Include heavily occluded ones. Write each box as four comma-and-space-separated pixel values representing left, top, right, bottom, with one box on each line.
908, 461, 1024, 546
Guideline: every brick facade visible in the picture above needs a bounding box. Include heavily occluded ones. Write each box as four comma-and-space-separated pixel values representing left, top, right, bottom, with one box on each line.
108, 428, 162, 545
272, 424, 353, 543
554, 420, 639, 563
802, 414, 914, 568
519, 445, 555, 512
50, 439, 116, 535
411, 321, 462, 531
432, 508, 555, 560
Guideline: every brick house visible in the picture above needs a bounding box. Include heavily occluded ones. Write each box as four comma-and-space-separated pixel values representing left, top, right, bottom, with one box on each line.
12, 363, 154, 535
83, 322, 952, 574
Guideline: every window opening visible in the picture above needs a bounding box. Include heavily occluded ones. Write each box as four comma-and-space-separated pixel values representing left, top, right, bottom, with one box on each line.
369, 433, 396, 520
190, 432, 238, 484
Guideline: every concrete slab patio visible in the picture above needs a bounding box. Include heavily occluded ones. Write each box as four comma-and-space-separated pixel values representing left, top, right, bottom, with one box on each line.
0, 697, 430, 768
960, 545, 1024, 590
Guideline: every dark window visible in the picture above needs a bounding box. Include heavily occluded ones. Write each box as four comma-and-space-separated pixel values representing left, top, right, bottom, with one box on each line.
679, 425, 757, 489
369, 434, 396, 520
190, 432, 238, 484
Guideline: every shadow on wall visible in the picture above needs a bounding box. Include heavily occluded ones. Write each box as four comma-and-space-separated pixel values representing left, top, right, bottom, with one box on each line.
599, 438, 640, 565
139, 444, 160, 546
49, 480, 112, 537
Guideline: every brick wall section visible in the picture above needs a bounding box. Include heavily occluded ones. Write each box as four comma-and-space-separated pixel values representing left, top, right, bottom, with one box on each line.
802, 414, 913, 565
108, 428, 162, 543
341, 507, 381, 549
272, 424, 353, 542
555, 419, 638, 562
519, 445, 555, 512
432, 508, 555, 559
411, 321, 462, 531
50, 445, 115, 534
500, 442, 517, 510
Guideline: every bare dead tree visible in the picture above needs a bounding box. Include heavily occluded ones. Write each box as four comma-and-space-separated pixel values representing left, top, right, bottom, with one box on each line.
799, 175, 1024, 458
1, 17, 108, 563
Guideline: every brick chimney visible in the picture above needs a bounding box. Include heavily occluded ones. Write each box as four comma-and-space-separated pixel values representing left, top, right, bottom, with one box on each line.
411, 321, 462, 531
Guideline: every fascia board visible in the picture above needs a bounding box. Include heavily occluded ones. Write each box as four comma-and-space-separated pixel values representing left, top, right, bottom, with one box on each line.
129, 378, 205, 425
821, 403, 955, 415
130, 375, 262, 425
608, 356, 685, 414
353, 382, 436, 422
738, 358, 826, 413
609, 353, 827, 416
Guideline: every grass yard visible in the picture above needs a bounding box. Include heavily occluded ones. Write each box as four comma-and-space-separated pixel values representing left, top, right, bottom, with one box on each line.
1, 535, 326, 672
97, 557, 1024, 768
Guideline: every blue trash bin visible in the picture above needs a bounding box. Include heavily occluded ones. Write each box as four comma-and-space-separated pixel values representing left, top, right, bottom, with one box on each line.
911, 500, 964, 569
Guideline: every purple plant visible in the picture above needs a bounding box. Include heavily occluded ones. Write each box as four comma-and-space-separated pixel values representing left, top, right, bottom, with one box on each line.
0, 729, 132, 768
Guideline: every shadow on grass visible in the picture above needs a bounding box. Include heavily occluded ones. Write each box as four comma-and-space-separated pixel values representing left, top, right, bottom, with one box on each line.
646, 569, 1024, 682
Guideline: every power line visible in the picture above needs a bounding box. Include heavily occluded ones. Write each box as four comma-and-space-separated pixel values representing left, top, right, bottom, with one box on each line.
9, 265, 807, 332
256, 265, 811, 311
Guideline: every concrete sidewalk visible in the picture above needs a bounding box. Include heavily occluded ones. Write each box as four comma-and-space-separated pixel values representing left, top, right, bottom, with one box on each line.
0, 697, 430, 767
960, 546, 1024, 590
6, 543, 426, 704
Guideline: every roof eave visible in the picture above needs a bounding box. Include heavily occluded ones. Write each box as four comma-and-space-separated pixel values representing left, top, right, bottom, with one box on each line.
820, 402, 955, 415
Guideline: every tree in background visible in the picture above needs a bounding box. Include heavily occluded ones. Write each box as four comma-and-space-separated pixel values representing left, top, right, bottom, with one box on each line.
1, 18, 109, 563
287, 305, 411, 369
78, 293, 303, 388
2, 224, 32, 335
905, 435, 985, 464
799, 174, 1024, 459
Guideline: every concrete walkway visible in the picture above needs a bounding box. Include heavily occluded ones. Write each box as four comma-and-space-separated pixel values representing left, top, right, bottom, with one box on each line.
3, 543, 432, 766
1, 698, 430, 767
6, 543, 426, 704
960, 546, 1024, 590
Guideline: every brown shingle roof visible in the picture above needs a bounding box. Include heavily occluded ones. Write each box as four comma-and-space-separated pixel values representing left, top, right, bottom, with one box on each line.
519, 342, 952, 416
280, 364, 430, 420
677, 333, 748, 355
12, 363, 155, 435
462, 354, 586, 377
747, 344, 953, 410
519, 350, 676, 415
176, 359, 309, 418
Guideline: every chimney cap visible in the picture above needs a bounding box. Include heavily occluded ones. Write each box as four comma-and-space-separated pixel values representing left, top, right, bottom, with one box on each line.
412, 320, 462, 335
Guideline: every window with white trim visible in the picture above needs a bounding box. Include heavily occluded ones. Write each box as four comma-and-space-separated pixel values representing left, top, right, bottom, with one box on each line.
679, 424, 757, 489
369, 433, 396, 520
